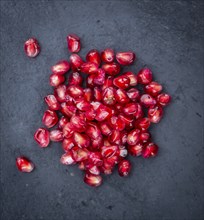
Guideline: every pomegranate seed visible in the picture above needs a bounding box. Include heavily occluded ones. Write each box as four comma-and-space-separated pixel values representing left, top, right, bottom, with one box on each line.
115, 89, 130, 104
69, 54, 84, 71
60, 151, 76, 165
139, 132, 151, 143
106, 155, 119, 166
118, 114, 134, 127
68, 72, 83, 86
116, 52, 135, 65
63, 122, 75, 138
91, 101, 101, 111
102, 76, 114, 90
75, 97, 91, 111
123, 103, 138, 115
81, 62, 98, 74
86, 122, 101, 140
135, 117, 150, 131
67, 85, 84, 98
93, 87, 102, 101
73, 132, 90, 148
119, 146, 128, 157
49, 73, 65, 87
118, 160, 131, 176
50, 129, 63, 142
44, 95, 60, 111
58, 116, 69, 129
91, 136, 103, 150
102, 87, 116, 106
140, 94, 157, 108
86, 49, 101, 66
95, 104, 112, 121
99, 121, 112, 136
84, 173, 102, 187
85, 106, 96, 121
128, 143, 143, 156
94, 68, 105, 85
145, 81, 162, 97
137, 68, 153, 85
121, 131, 128, 145
71, 146, 89, 162
54, 85, 68, 103
86, 164, 100, 175
148, 105, 163, 123
24, 38, 40, 58
60, 102, 77, 117
101, 145, 119, 158
142, 142, 158, 158
34, 128, 50, 147
101, 48, 114, 63
108, 116, 125, 131
134, 103, 144, 120
51, 60, 70, 75
127, 129, 141, 145
16, 157, 34, 173
88, 152, 103, 166
127, 88, 140, 101
101, 160, 114, 175
102, 63, 121, 76
84, 88, 93, 102
42, 110, 58, 128
86, 74, 95, 88
113, 75, 130, 89
108, 130, 121, 145
67, 34, 81, 53
157, 93, 171, 106
62, 138, 74, 151
124, 72, 138, 86
70, 114, 86, 132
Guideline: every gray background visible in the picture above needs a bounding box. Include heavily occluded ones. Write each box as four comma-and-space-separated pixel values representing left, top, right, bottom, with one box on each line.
0, 1, 203, 220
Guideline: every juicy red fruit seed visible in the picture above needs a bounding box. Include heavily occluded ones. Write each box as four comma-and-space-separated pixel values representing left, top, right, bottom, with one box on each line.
139, 132, 151, 143
67, 34, 81, 53
99, 121, 112, 136
148, 105, 163, 123
62, 138, 74, 151
50, 129, 63, 142
115, 89, 130, 104
61, 102, 77, 117
94, 87, 102, 101
58, 116, 69, 129
135, 118, 150, 131
89, 152, 103, 166
142, 143, 159, 158
123, 103, 138, 115
86, 164, 100, 175
118, 160, 131, 177
116, 52, 135, 66
140, 94, 156, 108
108, 130, 121, 145
84, 88, 93, 102
128, 143, 143, 156
127, 129, 141, 145
84, 173, 102, 187
95, 104, 112, 121
70, 114, 86, 132
60, 151, 76, 165
108, 116, 125, 131
24, 38, 40, 58
102, 63, 121, 76
127, 88, 140, 101
113, 75, 130, 89
69, 54, 84, 71
34, 128, 50, 147
137, 68, 153, 85
71, 146, 89, 162
67, 85, 84, 98
101, 48, 114, 63
86, 49, 101, 66
63, 122, 75, 139
94, 68, 105, 85
81, 62, 98, 74
73, 132, 90, 148
44, 95, 60, 111
101, 145, 119, 158
157, 93, 171, 106
16, 157, 34, 173
54, 85, 69, 103
145, 81, 163, 97
86, 122, 101, 140
124, 72, 138, 86
51, 60, 70, 75
49, 73, 65, 87
102, 76, 113, 90
42, 110, 58, 128
68, 72, 83, 86
102, 87, 116, 106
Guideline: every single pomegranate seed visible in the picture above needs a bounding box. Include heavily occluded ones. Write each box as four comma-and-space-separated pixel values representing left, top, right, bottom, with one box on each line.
102, 87, 116, 106
42, 110, 58, 128
62, 138, 74, 152
68, 72, 83, 86
86, 49, 101, 66
148, 105, 163, 123
101, 145, 119, 158
85, 106, 96, 121
67, 34, 81, 53
101, 48, 114, 63
106, 154, 119, 166
134, 103, 144, 120
60, 151, 76, 165
108, 130, 121, 145
118, 114, 134, 127
86, 74, 95, 88
127, 88, 140, 101
67, 85, 84, 98
54, 85, 69, 103
84, 173, 102, 187
86, 122, 102, 140
49, 73, 65, 87
124, 72, 138, 86
101, 160, 114, 175
24, 38, 40, 58
93, 87, 102, 101
71, 146, 89, 162
139, 132, 151, 143
140, 94, 157, 108
113, 75, 130, 89
58, 116, 69, 129
16, 157, 34, 173
135, 117, 150, 131
51, 60, 70, 75
99, 121, 112, 136
95, 104, 112, 121
128, 143, 143, 156
102, 76, 114, 90
121, 131, 128, 145
75, 97, 91, 111
70, 114, 86, 132
157, 93, 171, 106
86, 164, 101, 175
73, 132, 90, 148
127, 129, 141, 145
108, 116, 125, 131
69, 54, 84, 71
34, 128, 50, 147
145, 81, 163, 97
102, 63, 121, 76
60, 102, 77, 117
91, 101, 101, 111
94, 68, 105, 85
50, 129, 63, 142
91, 136, 103, 150
81, 62, 98, 74
137, 68, 153, 85
118, 160, 131, 176
84, 88, 93, 102
116, 52, 135, 65
115, 89, 130, 104
63, 122, 75, 138
88, 152, 103, 166
142, 142, 158, 158
123, 103, 138, 115
44, 95, 60, 111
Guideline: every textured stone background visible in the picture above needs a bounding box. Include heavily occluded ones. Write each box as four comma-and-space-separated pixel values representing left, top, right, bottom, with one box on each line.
0, 1, 203, 220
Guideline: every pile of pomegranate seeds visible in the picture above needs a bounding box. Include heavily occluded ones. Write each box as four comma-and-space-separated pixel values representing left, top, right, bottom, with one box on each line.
24, 34, 171, 186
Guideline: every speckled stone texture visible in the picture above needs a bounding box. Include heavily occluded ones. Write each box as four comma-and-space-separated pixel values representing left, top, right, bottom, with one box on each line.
0, 1, 203, 220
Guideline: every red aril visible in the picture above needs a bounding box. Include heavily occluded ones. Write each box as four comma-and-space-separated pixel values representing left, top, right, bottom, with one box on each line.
127, 129, 141, 145
157, 93, 171, 106
116, 52, 135, 65
67, 34, 81, 53
137, 68, 153, 85
140, 94, 157, 107
142, 143, 158, 158
70, 54, 84, 71
51, 60, 70, 75
34, 128, 50, 147
16, 157, 34, 173
127, 88, 140, 101
62, 138, 75, 152
44, 95, 61, 111
101, 48, 114, 63
148, 105, 163, 123
84, 173, 102, 187
86, 49, 101, 66
63, 122, 75, 139
113, 75, 130, 89
49, 73, 65, 87
81, 62, 98, 74
145, 81, 163, 97
68, 72, 83, 86
71, 146, 89, 162
42, 110, 58, 128
73, 132, 90, 148
24, 38, 40, 58
115, 89, 130, 104
102, 87, 116, 106
94, 68, 105, 85
118, 160, 131, 176
60, 151, 76, 165
50, 129, 63, 142
102, 63, 120, 76
124, 72, 138, 86
128, 143, 143, 156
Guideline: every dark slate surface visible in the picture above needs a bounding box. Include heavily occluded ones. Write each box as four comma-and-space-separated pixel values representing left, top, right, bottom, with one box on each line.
0, 1, 203, 220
